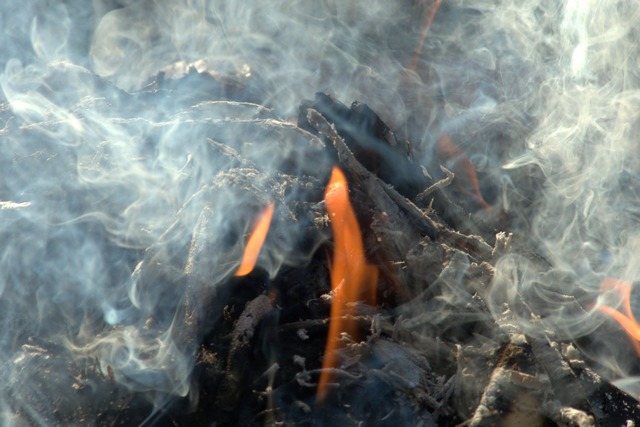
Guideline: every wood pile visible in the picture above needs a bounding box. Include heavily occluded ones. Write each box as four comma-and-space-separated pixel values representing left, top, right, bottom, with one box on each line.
3, 65, 640, 426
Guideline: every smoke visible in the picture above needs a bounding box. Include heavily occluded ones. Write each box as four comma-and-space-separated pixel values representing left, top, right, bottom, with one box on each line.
89, 0, 427, 118
2, 0, 640, 422
480, 0, 640, 396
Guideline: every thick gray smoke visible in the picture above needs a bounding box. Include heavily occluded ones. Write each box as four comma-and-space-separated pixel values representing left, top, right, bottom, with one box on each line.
1, 0, 640, 423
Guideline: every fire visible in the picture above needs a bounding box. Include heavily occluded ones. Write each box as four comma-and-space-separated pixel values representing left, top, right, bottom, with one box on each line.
596, 277, 640, 355
317, 167, 379, 401
235, 202, 275, 277
407, 0, 442, 73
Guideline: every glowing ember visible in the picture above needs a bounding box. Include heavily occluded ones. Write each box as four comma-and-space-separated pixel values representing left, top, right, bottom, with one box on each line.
235, 202, 275, 277
317, 167, 379, 401
437, 134, 490, 209
597, 278, 640, 355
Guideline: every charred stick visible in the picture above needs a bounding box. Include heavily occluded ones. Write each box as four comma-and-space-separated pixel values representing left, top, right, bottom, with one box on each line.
218, 294, 275, 409
380, 179, 440, 240
299, 93, 430, 199
306, 108, 438, 239
438, 228, 493, 261
468, 368, 544, 427
414, 166, 455, 205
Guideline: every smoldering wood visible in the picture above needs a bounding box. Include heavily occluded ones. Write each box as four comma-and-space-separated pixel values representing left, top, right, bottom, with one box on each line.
465, 335, 548, 427
299, 92, 486, 239
299, 97, 640, 425
305, 107, 439, 240
529, 336, 589, 409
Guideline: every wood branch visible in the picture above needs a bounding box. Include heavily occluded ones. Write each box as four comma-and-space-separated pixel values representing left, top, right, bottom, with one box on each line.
415, 166, 455, 205
305, 107, 439, 240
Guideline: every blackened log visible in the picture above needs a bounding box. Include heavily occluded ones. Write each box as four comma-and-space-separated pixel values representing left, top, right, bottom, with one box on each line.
299, 93, 492, 239
298, 93, 432, 200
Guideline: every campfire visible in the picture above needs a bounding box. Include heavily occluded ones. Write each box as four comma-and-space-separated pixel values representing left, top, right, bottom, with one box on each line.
2, 1, 640, 426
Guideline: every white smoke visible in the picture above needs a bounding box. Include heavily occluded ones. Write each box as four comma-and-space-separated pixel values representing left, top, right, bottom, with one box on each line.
2, 0, 640, 422
483, 0, 640, 395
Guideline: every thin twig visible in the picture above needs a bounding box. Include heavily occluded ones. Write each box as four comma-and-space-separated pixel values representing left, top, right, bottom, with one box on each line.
306, 108, 439, 239
414, 166, 455, 205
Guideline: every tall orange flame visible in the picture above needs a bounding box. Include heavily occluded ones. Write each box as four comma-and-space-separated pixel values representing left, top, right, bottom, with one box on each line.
317, 167, 379, 401
235, 202, 275, 277
597, 277, 640, 355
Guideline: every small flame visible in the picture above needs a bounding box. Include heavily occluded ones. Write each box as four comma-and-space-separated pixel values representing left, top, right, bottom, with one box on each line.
597, 277, 640, 355
437, 134, 490, 209
317, 167, 379, 401
407, 0, 442, 73
235, 202, 275, 277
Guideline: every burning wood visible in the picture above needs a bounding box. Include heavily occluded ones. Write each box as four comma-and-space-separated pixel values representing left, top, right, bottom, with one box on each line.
4, 2, 640, 426
3, 71, 638, 423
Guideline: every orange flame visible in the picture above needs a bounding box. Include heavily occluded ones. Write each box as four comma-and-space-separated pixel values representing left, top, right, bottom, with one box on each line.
597, 277, 640, 355
437, 134, 490, 209
235, 202, 275, 277
407, 0, 442, 73
317, 167, 379, 401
